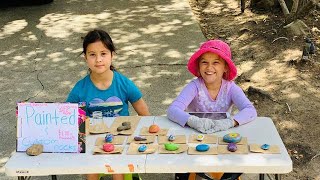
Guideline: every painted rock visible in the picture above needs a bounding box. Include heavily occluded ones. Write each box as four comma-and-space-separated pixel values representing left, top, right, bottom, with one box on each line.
196, 134, 204, 141
164, 143, 179, 151
105, 134, 113, 143
196, 144, 210, 152
117, 123, 131, 131
149, 125, 160, 133
26, 144, 43, 156
261, 144, 270, 150
134, 136, 147, 141
227, 143, 237, 152
138, 145, 147, 152
122, 122, 131, 127
223, 133, 242, 143
103, 143, 115, 152
168, 135, 175, 141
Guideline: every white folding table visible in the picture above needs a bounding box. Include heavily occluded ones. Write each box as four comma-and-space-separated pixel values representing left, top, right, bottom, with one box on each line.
147, 116, 292, 180
5, 116, 292, 180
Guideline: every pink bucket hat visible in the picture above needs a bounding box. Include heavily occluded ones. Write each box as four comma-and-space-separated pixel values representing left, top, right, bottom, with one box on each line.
187, 40, 237, 81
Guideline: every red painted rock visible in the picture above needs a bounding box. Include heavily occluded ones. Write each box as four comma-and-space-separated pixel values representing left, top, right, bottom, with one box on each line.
149, 125, 160, 133
103, 143, 115, 152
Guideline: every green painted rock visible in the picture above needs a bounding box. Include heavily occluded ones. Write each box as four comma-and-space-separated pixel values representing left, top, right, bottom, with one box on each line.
164, 143, 179, 151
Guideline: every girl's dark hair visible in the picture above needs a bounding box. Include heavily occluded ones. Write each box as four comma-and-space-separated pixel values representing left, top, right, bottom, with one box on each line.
83, 29, 116, 71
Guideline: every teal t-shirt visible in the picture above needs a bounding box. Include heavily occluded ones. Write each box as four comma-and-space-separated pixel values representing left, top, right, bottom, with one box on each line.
66, 71, 142, 117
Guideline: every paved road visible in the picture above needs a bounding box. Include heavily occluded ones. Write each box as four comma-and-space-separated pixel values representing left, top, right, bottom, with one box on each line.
0, 0, 205, 179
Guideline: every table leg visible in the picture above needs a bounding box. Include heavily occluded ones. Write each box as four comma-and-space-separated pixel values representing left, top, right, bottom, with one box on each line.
275, 174, 281, 180
18, 176, 30, 180
18, 175, 56, 180
259, 174, 264, 180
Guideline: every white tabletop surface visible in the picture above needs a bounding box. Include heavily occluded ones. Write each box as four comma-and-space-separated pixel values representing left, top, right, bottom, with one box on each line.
5, 116, 292, 176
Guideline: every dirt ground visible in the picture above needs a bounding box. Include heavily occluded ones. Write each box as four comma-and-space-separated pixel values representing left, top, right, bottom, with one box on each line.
189, 0, 320, 179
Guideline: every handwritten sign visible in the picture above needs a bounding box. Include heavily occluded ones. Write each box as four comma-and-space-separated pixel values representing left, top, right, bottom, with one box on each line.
17, 103, 79, 153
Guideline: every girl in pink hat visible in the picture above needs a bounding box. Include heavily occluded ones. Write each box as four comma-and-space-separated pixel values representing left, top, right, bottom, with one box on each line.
167, 40, 257, 180
167, 39, 257, 134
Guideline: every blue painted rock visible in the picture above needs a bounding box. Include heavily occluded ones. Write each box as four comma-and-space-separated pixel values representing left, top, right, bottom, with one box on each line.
261, 144, 270, 150
138, 145, 147, 152
223, 133, 242, 143
227, 143, 237, 152
105, 134, 113, 143
164, 143, 179, 151
196, 134, 204, 141
168, 135, 175, 141
103, 143, 115, 152
196, 144, 210, 152
134, 136, 147, 141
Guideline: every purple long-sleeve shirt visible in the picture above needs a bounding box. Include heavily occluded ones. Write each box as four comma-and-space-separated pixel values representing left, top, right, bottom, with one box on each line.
167, 78, 257, 127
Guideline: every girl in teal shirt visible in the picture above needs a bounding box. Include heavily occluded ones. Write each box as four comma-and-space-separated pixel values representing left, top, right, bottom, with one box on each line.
67, 29, 150, 180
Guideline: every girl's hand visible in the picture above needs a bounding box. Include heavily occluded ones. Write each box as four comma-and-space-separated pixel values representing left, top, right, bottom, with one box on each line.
187, 115, 215, 133
204, 118, 234, 134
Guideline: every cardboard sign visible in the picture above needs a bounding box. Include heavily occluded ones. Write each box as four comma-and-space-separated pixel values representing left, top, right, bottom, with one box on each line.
16, 102, 83, 153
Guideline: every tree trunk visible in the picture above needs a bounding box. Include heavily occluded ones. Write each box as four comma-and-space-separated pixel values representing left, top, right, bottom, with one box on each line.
241, 0, 246, 12
291, 0, 299, 13
295, 0, 317, 18
278, 0, 290, 16
287, 0, 317, 23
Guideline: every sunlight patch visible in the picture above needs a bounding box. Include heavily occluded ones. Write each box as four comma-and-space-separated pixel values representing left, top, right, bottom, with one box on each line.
237, 61, 255, 73
165, 50, 182, 58
278, 120, 299, 129
0, 157, 9, 164
287, 93, 301, 99
0, 19, 27, 39
162, 98, 174, 105
281, 49, 301, 61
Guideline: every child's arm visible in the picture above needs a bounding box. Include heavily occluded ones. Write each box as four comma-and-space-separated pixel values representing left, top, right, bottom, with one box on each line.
231, 84, 257, 125
132, 98, 150, 116
167, 82, 197, 126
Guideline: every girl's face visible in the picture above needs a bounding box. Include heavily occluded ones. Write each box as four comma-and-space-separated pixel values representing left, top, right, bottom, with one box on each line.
198, 52, 227, 85
85, 41, 113, 75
